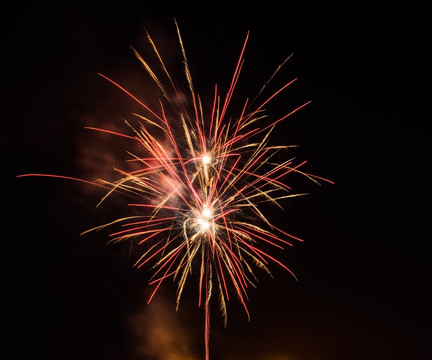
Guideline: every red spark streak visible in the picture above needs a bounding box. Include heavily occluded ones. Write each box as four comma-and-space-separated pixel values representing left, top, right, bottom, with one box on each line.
84, 126, 138, 141
219, 31, 249, 126
127, 203, 183, 212
137, 234, 182, 269
233, 226, 286, 249
98, 73, 163, 121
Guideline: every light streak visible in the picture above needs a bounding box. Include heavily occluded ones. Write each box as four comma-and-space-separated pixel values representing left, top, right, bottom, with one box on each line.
18, 21, 333, 359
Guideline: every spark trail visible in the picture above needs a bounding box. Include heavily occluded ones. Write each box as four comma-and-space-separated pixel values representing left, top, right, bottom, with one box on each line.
18, 21, 333, 359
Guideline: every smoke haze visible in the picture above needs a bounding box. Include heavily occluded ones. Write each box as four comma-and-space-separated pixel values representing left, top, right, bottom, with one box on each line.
129, 292, 199, 360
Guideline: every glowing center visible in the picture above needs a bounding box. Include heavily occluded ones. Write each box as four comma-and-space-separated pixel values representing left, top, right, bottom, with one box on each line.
202, 154, 211, 165
202, 208, 212, 218
196, 205, 213, 233
197, 218, 211, 232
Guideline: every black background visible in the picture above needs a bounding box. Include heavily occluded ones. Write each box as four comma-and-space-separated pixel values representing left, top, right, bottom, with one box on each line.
5, 2, 430, 359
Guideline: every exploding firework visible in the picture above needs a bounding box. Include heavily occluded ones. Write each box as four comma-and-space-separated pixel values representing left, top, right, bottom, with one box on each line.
19, 21, 332, 359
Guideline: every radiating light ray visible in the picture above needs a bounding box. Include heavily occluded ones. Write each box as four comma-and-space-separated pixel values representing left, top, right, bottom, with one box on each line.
18, 22, 334, 360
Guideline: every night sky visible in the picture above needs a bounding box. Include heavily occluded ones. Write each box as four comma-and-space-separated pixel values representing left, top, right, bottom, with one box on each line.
6, 2, 431, 359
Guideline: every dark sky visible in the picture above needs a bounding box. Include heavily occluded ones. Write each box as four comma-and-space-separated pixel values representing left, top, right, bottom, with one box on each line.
6, 2, 431, 359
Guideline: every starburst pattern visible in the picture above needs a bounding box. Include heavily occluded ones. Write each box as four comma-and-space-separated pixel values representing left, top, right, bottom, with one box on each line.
19, 21, 332, 359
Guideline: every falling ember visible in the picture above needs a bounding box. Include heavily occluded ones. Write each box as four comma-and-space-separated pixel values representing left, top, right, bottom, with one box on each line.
18, 20, 333, 360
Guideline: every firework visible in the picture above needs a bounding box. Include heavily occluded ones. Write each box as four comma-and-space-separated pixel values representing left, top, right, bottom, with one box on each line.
19, 21, 332, 359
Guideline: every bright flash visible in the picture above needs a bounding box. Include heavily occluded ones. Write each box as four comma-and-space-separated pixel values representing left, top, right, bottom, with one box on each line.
202, 207, 212, 219
197, 218, 211, 232
202, 154, 211, 165
196, 205, 213, 232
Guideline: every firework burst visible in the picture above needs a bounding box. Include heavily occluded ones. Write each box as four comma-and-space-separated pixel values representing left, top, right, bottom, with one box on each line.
19, 21, 332, 359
